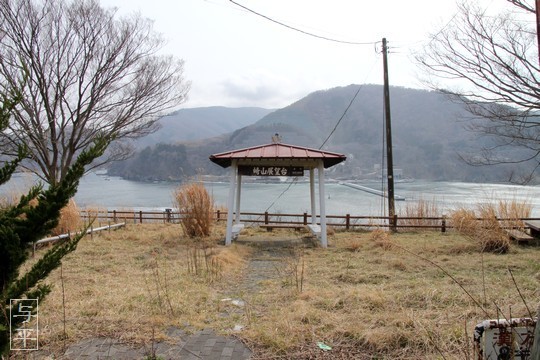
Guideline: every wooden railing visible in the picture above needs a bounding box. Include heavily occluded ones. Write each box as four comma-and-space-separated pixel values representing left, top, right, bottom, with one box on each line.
79, 209, 540, 233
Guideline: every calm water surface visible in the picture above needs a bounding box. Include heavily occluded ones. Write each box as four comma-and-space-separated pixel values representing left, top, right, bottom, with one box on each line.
3, 172, 538, 217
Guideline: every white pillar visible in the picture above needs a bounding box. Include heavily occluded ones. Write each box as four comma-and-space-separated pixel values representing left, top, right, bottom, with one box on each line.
235, 173, 242, 224
318, 161, 327, 248
225, 160, 237, 245
310, 168, 316, 224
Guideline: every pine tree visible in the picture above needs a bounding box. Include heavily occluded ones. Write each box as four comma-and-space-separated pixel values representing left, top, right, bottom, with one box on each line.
0, 91, 111, 354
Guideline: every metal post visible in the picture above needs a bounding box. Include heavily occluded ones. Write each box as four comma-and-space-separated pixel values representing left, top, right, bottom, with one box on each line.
235, 173, 242, 224
318, 161, 327, 248
310, 168, 316, 224
225, 160, 237, 245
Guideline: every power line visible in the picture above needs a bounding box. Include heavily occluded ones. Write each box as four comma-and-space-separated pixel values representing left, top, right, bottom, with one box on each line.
263, 83, 367, 213
261, 54, 379, 214
319, 85, 363, 149
229, 0, 377, 46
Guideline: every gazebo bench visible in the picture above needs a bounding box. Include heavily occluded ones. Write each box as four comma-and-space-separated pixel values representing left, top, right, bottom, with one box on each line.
504, 229, 534, 243
525, 220, 540, 238
259, 223, 304, 232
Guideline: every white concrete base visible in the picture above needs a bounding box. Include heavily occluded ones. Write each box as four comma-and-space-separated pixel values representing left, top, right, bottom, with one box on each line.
307, 224, 321, 239
231, 223, 245, 241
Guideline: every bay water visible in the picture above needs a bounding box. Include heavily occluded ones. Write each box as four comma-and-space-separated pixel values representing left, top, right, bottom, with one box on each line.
3, 172, 539, 217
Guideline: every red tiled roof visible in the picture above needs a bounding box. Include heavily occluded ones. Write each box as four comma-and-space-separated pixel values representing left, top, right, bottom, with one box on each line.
209, 142, 346, 168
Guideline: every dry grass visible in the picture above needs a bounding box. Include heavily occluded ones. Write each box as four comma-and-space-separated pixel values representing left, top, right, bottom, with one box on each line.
20, 224, 540, 359
449, 199, 532, 253
398, 197, 441, 230
51, 198, 83, 236
0, 189, 20, 210
496, 198, 532, 230
1, 191, 83, 236
173, 181, 214, 238
24, 223, 247, 355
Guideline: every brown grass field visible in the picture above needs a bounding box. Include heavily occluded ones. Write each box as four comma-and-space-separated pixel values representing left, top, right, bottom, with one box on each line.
21, 223, 540, 359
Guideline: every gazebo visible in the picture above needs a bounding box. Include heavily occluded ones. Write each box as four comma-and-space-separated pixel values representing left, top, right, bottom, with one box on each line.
209, 137, 346, 247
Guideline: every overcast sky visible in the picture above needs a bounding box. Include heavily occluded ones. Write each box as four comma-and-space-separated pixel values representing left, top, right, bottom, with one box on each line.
99, 0, 509, 109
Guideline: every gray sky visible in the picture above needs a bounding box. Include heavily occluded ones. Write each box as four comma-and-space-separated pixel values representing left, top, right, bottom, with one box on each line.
99, 0, 505, 109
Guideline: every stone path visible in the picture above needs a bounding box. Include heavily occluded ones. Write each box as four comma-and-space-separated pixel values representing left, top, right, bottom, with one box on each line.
42, 236, 311, 359
235, 238, 303, 293
62, 327, 251, 360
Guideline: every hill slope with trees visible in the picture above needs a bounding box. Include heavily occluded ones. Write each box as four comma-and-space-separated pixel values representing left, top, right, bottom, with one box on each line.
109, 85, 529, 183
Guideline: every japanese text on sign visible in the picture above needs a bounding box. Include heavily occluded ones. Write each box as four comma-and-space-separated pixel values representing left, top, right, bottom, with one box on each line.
238, 166, 304, 177
10, 299, 39, 351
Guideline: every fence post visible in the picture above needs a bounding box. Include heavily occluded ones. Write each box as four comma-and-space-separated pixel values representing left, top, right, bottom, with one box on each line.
392, 214, 398, 232
346, 214, 350, 231
113, 210, 117, 223
441, 215, 446, 233
264, 211, 269, 225
217, 210, 221, 222
303, 212, 308, 225
139, 210, 143, 224
165, 208, 172, 223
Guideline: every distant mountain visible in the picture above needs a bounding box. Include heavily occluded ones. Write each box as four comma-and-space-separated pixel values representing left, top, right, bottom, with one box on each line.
107, 106, 272, 181
134, 106, 274, 148
109, 85, 532, 183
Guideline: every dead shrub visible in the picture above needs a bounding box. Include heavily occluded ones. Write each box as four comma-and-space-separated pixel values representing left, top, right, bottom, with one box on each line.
51, 198, 82, 236
451, 207, 504, 253
496, 198, 531, 231
449, 199, 530, 254
449, 208, 477, 236
173, 181, 214, 238
8, 193, 82, 236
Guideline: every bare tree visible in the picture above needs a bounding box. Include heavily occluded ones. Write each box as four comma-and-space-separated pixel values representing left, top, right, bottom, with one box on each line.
415, 0, 540, 182
0, 0, 190, 185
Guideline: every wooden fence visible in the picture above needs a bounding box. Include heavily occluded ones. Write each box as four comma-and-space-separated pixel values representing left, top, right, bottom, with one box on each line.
79, 209, 540, 233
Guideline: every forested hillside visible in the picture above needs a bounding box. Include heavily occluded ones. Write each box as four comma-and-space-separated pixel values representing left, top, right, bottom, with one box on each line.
107, 107, 271, 181
107, 144, 193, 181
109, 85, 530, 183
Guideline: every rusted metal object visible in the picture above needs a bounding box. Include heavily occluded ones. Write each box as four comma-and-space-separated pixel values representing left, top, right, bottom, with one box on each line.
474, 317, 537, 359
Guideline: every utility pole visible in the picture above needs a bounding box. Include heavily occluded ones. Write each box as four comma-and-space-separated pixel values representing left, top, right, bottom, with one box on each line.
382, 38, 396, 231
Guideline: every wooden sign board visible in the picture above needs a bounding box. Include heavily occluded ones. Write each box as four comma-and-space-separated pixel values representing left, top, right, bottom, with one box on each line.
238, 165, 304, 177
